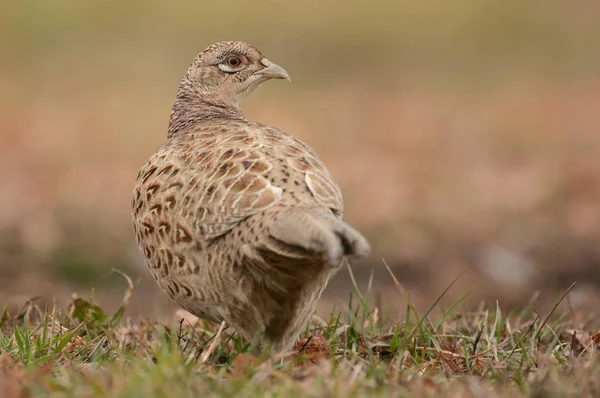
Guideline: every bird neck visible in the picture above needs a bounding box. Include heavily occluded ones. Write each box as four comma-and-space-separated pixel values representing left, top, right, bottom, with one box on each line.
167, 80, 246, 137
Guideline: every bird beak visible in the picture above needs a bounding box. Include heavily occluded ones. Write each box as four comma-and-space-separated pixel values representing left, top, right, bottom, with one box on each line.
255, 59, 291, 81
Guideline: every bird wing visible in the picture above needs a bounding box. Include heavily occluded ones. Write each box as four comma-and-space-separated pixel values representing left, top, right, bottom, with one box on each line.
133, 122, 343, 242
269, 128, 344, 216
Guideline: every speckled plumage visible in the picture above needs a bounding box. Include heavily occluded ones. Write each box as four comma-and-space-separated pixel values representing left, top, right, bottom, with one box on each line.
132, 41, 370, 351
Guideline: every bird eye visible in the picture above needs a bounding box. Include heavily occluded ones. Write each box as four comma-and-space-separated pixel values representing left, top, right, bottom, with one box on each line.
218, 55, 247, 73
226, 56, 241, 68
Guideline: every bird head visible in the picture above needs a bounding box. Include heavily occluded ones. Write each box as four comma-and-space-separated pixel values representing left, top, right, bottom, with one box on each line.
182, 41, 290, 108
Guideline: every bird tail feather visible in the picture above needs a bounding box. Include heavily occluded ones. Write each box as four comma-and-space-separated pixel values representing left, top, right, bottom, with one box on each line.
264, 208, 370, 267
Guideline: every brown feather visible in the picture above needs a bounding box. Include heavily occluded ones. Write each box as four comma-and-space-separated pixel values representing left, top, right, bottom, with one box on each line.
132, 41, 370, 351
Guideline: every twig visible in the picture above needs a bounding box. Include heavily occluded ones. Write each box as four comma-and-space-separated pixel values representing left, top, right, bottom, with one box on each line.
200, 321, 226, 364
533, 282, 577, 341
505, 315, 539, 362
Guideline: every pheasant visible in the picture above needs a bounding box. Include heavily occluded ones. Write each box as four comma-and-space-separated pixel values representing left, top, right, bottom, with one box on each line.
132, 41, 370, 351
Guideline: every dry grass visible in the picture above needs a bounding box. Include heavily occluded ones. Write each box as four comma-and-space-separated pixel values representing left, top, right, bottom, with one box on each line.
0, 267, 599, 397
1, 0, 600, 376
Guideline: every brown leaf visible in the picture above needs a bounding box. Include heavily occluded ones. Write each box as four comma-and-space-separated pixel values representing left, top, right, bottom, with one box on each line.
0, 354, 26, 398
231, 353, 261, 377
282, 335, 331, 366
561, 329, 592, 354
433, 349, 461, 374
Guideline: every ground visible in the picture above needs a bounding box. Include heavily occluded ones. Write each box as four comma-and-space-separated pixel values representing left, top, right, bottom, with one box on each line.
1, 266, 598, 397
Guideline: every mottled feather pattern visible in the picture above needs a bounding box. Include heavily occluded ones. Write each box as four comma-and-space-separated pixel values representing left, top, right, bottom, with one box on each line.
135, 121, 341, 240
132, 41, 369, 351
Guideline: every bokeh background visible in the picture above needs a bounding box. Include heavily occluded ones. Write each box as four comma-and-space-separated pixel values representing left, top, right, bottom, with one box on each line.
1, 0, 599, 320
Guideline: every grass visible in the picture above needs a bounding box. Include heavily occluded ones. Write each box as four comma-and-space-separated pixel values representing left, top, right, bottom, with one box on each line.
1, 0, 600, 315
1, 266, 598, 397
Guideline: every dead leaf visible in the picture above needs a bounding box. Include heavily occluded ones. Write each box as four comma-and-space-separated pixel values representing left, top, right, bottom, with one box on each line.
561, 329, 592, 354
0, 354, 26, 398
231, 353, 261, 377
282, 335, 331, 366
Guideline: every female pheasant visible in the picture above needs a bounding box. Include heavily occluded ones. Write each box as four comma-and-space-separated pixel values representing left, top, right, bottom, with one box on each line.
132, 41, 370, 351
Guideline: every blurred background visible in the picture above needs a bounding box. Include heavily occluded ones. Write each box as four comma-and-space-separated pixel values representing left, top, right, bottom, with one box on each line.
1, 0, 599, 320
